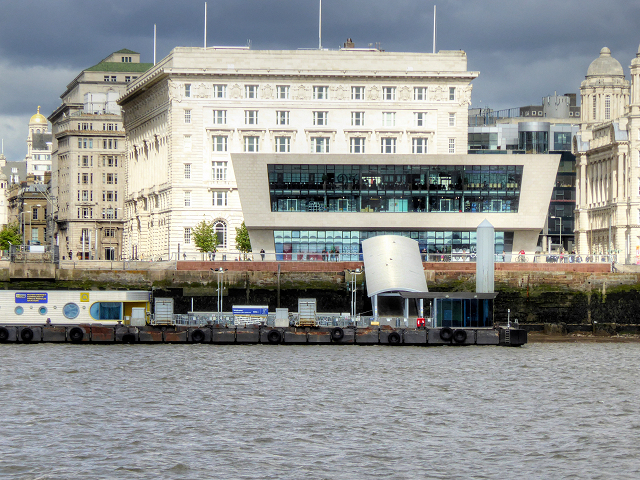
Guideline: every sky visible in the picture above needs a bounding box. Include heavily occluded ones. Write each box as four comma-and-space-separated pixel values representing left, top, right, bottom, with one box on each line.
1, 0, 640, 161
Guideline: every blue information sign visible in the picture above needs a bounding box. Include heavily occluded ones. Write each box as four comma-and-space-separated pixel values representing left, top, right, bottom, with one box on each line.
15, 292, 48, 304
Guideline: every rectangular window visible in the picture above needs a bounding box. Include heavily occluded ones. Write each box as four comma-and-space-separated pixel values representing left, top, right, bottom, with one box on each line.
32, 208, 38, 220
213, 85, 227, 98
245, 85, 258, 99
212, 135, 228, 152
593, 97, 597, 120
81, 190, 89, 202
104, 155, 117, 167
412, 138, 428, 154
245, 110, 258, 125
184, 164, 191, 179
184, 110, 191, 124
350, 137, 365, 154
381, 138, 396, 153
276, 111, 290, 125
449, 113, 456, 127
111, 76, 116, 82
449, 87, 456, 101
81, 156, 89, 167
81, 208, 91, 219
212, 161, 227, 181
313, 111, 328, 126
605, 95, 611, 120
311, 137, 330, 153
383, 87, 396, 101
414, 112, 426, 126
414, 87, 427, 100
351, 112, 364, 126
277, 85, 290, 99
125, 76, 131, 83
213, 110, 227, 124
275, 136, 291, 153
212, 191, 228, 206
382, 112, 396, 127
184, 191, 191, 207
313, 86, 328, 100
184, 84, 191, 97
449, 138, 455, 153
184, 227, 191, 244
183, 135, 192, 152
81, 173, 89, 184
244, 136, 259, 152
104, 228, 116, 238
351, 86, 364, 100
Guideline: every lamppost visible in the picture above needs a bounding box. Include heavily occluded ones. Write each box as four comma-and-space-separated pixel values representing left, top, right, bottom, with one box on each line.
347, 267, 364, 323
216, 267, 228, 322
107, 206, 122, 261
19, 211, 32, 246
550, 216, 562, 252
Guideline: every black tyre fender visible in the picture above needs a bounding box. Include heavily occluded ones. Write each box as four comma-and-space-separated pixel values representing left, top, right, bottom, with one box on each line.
439, 327, 453, 342
388, 331, 401, 345
0, 326, 9, 342
122, 333, 136, 344
69, 327, 84, 343
453, 329, 467, 344
331, 327, 344, 341
192, 329, 205, 343
267, 329, 282, 344
21, 328, 34, 343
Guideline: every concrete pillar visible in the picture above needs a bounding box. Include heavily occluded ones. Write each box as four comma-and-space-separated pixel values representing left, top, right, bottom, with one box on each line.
372, 295, 378, 321
419, 299, 424, 318
476, 219, 495, 293
404, 298, 409, 324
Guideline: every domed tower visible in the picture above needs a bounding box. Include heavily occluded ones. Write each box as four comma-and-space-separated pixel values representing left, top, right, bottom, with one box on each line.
629, 44, 640, 114
580, 47, 629, 127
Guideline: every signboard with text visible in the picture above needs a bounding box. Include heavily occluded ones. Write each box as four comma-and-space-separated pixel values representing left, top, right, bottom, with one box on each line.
15, 292, 48, 304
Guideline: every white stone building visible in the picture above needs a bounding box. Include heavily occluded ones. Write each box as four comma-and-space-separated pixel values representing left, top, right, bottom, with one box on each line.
574, 46, 640, 262
49, 49, 152, 260
24, 107, 52, 183
118, 45, 478, 260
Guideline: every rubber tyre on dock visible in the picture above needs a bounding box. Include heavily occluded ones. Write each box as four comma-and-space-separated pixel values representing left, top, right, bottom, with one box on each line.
122, 333, 136, 344
69, 327, 84, 343
331, 327, 344, 342
267, 329, 282, 344
439, 327, 453, 342
191, 329, 205, 343
388, 332, 401, 345
0, 327, 9, 343
21, 328, 34, 343
453, 329, 467, 344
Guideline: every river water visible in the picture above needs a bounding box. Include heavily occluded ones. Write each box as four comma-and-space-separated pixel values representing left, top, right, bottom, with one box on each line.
1, 343, 639, 479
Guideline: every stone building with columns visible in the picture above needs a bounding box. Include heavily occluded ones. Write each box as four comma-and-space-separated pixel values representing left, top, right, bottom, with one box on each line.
574, 46, 640, 261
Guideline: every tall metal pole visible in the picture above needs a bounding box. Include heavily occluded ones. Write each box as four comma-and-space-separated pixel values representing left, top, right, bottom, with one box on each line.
318, 0, 322, 49
204, 2, 207, 49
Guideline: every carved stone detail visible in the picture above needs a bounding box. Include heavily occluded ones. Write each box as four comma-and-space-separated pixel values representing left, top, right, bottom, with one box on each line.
261, 84, 274, 99
399, 86, 411, 101
368, 85, 380, 101
230, 84, 242, 99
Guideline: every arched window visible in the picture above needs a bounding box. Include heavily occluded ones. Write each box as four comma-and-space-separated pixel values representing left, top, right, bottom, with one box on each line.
214, 220, 227, 247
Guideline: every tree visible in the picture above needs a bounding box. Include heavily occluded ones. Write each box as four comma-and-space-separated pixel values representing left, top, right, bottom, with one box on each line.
192, 220, 218, 255
235, 221, 252, 259
0, 222, 22, 250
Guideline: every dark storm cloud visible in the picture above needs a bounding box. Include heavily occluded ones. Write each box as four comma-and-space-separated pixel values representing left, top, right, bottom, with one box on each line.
1, 0, 640, 160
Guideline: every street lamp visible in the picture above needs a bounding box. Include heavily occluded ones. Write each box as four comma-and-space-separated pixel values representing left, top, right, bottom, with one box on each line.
550, 216, 562, 252
19, 211, 32, 246
216, 267, 228, 322
348, 267, 364, 323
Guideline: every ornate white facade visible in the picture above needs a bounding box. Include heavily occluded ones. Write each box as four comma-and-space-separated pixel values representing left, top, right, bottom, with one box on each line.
118, 46, 478, 259
574, 46, 640, 262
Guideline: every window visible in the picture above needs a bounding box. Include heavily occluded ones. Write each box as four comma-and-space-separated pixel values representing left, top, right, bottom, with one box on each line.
104, 173, 117, 184
184, 110, 191, 124
184, 191, 191, 207
104, 156, 117, 167
414, 112, 426, 126
102, 139, 118, 149
103, 123, 117, 131
183, 135, 192, 152
212, 161, 227, 181
80, 207, 92, 219
449, 113, 456, 127
593, 97, 597, 120
102, 207, 117, 219
81, 173, 90, 184
78, 138, 93, 149
351, 86, 364, 100
125, 76, 131, 82
414, 87, 427, 100
605, 95, 611, 120
245, 110, 258, 125
351, 112, 364, 126
275, 136, 291, 153
449, 138, 455, 153
311, 137, 330, 153
313, 111, 328, 126
212, 135, 228, 152
32, 208, 38, 220
244, 136, 259, 152
212, 191, 228, 206
245, 85, 258, 98
412, 138, 428, 154
214, 221, 226, 247
276, 111, 290, 125
383, 87, 396, 101
31, 228, 38, 243
104, 228, 116, 238
350, 137, 365, 153
184, 227, 191, 244
81, 156, 90, 167
81, 190, 89, 202
381, 138, 396, 153
382, 112, 396, 127
313, 86, 328, 99
102, 191, 117, 202
184, 164, 191, 179
277, 85, 290, 99
213, 110, 227, 124
213, 85, 227, 98
185, 84, 191, 97
449, 87, 455, 101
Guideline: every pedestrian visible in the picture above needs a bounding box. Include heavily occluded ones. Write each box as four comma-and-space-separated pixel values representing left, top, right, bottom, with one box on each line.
502, 250, 505, 263
421, 248, 427, 262
183, 252, 186, 260
260, 248, 265, 261
68, 250, 73, 260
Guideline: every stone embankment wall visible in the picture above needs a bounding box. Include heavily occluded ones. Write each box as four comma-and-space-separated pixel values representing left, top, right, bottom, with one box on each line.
1, 260, 639, 325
